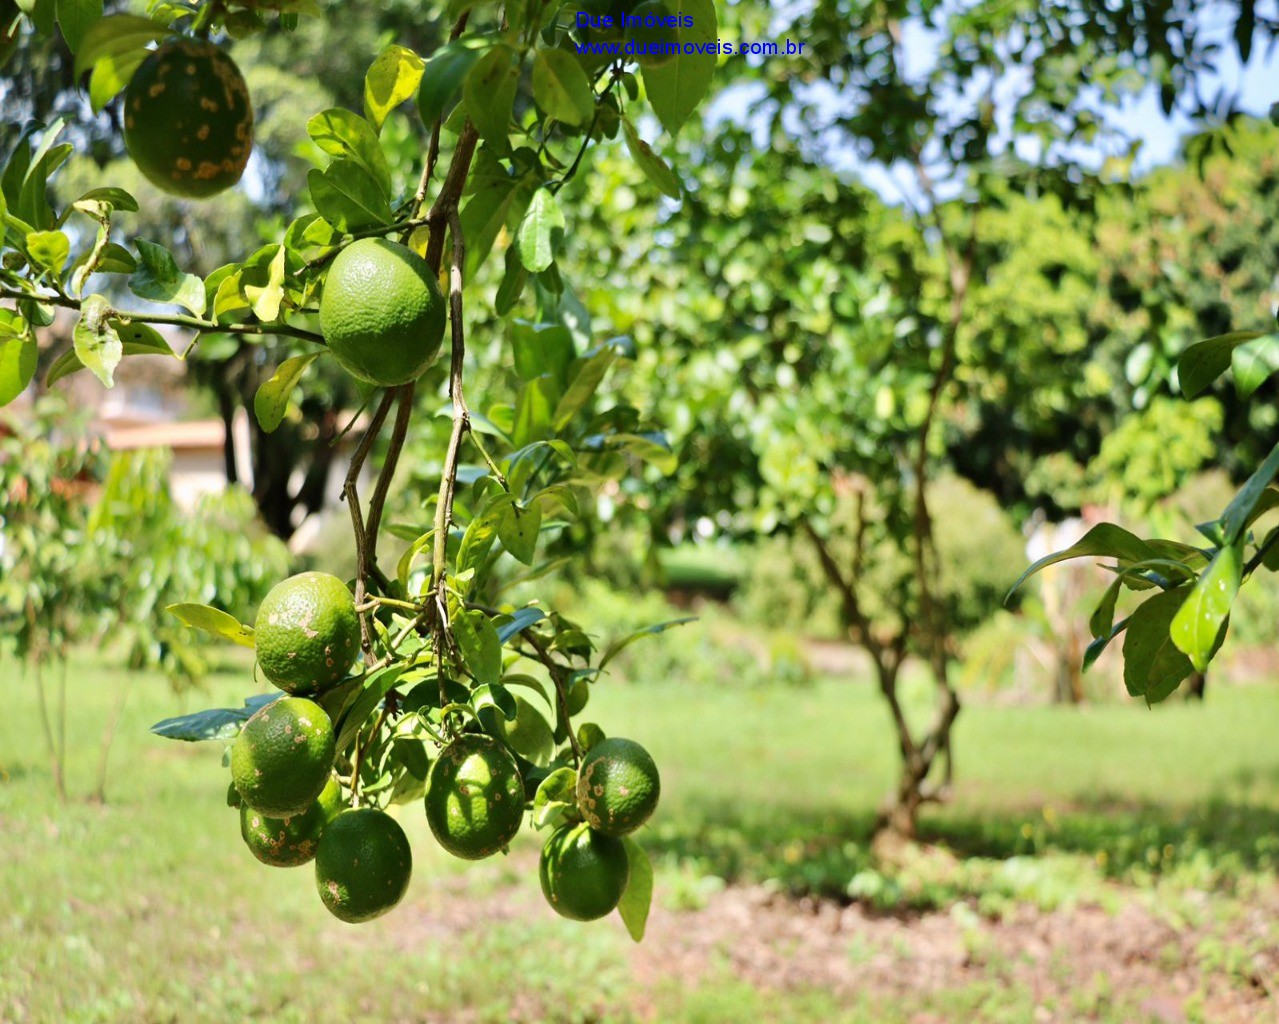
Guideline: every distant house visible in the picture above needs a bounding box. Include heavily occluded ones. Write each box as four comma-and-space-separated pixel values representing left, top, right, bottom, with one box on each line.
11, 314, 369, 552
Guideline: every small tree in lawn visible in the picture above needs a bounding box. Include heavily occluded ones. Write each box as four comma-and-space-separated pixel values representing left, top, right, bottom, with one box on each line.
0, 397, 103, 801
0, 0, 712, 930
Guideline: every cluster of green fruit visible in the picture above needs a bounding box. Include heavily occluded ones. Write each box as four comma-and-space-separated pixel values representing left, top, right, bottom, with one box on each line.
229, 572, 660, 925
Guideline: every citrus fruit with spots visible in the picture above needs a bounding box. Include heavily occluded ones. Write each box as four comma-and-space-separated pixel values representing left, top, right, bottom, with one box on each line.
319, 238, 446, 387
122, 39, 253, 199
576, 736, 660, 837
315, 807, 412, 923
254, 572, 360, 693
240, 775, 343, 867
424, 734, 525, 859
539, 821, 630, 921
625, 1, 679, 67
231, 696, 335, 817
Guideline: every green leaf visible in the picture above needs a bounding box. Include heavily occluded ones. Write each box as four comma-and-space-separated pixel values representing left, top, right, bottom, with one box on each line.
306, 108, 393, 199
459, 174, 535, 280
334, 665, 406, 753
532, 765, 577, 830
308, 160, 394, 232
495, 243, 527, 316
453, 608, 502, 686
1007, 523, 1162, 598
464, 44, 518, 152
45, 318, 173, 386
166, 603, 255, 648
87, 47, 149, 112
457, 492, 516, 577
254, 353, 319, 433
151, 694, 279, 742
1122, 589, 1197, 704
472, 680, 519, 736
1230, 334, 1279, 399
599, 617, 696, 670
72, 293, 121, 387
640, 0, 718, 135
244, 243, 287, 322
613, 432, 678, 474
0, 334, 37, 406
512, 376, 557, 448
418, 38, 486, 127
1084, 616, 1128, 672
364, 44, 425, 132
1088, 575, 1123, 641
130, 239, 206, 316
531, 49, 594, 126
16, 124, 72, 230
516, 189, 566, 274
495, 607, 545, 644
1170, 539, 1241, 672
621, 119, 682, 199
55, 0, 101, 53
511, 319, 573, 388
617, 837, 653, 942
553, 345, 619, 429
498, 500, 542, 565
24, 229, 68, 276
73, 13, 166, 77
1177, 331, 1265, 398
577, 722, 606, 752
494, 695, 554, 766
1221, 442, 1279, 543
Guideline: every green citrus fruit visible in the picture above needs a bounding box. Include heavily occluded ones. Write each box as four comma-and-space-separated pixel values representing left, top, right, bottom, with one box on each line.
240, 776, 343, 867
576, 736, 660, 837
539, 821, 630, 921
424, 734, 525, 859
319, 238, 446, 387
122, 39, 253, 199
315, 807, 413, 923
625, 1, 679, 67
254, 572, 360, 694
231, 696, 336, 817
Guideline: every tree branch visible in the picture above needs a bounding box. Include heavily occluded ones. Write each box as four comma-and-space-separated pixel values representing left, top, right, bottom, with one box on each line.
344, 389, 396, 658
0, 287, 325, 345
363, 381, 415, 590
519, 631, 584, 765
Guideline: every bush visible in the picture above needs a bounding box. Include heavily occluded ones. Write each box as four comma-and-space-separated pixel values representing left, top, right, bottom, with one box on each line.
88, 448, 292, 685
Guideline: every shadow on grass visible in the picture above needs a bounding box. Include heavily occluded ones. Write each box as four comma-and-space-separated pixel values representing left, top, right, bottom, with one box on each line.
644, 795, 1279, 910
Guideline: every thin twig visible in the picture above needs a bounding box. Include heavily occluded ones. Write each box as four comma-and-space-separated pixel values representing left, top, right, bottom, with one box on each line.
364, 381, 415, 586
0, 287, 325, 345
413, 14, 472, 217
519, 632, 583, 765
344, 390, 396, 659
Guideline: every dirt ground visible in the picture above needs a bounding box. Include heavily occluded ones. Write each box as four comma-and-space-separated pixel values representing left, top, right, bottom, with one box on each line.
372, 855, 1279, 1024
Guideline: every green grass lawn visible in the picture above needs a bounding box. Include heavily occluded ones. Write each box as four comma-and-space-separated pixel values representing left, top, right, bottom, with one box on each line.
2, 648, 1277, 1023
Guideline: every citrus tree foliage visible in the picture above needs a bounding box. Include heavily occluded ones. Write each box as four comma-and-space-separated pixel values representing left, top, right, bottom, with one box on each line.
1015, 276, 1279, 703
0, 0, 714, 930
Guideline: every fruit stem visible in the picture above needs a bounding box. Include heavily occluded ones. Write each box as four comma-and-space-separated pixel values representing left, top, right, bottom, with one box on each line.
521, 631, 584, 766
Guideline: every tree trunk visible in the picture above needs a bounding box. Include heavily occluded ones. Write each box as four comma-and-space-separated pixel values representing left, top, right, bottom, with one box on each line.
34, 664, 67, 802
216, 386, 239, 485
871, 658, 960, 842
